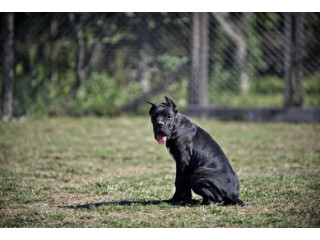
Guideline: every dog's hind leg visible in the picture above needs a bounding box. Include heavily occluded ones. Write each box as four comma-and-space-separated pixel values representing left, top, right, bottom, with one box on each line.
191, 177, 224, 205
191, 168, 225, 205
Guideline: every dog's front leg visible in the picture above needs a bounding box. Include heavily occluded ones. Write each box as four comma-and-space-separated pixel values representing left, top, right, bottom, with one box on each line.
169, 161, 192, 205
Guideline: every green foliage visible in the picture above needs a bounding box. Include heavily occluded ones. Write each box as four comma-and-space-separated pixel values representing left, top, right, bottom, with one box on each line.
209, 91, 284, 107
157, 53, 188, 76
210, 62, 239, 93
304, 76, 320, 95
2, 13, 320, 118
73, 72, 122, 116
303, 76, 320, 106
246, 13, 269, 84
210, 75, 320, 107
253, 75, 284, 94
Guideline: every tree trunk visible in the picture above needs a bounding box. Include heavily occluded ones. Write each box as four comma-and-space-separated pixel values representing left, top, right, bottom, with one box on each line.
284, 12, 304, 107
69, 13, 87, 101
293, 13, 303, 106
189, 12, 209, 106
1, 13, 14, 121
50, 13, 60, 85
284, 12, 293, 107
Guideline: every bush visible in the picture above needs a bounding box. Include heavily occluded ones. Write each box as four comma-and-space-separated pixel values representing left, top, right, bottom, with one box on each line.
72, 72, 132, 116
303, 76, 320, 95
253, 76, 284, 94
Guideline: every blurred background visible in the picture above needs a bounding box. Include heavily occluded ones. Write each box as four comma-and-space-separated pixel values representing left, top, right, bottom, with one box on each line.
0, 12, 319, 119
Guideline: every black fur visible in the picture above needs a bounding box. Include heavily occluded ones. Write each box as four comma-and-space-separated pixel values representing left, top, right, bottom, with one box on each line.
148, 96, 244, 206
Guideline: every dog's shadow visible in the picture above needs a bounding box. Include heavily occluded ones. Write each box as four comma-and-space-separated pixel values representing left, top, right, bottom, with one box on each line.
61, 199, 201, 210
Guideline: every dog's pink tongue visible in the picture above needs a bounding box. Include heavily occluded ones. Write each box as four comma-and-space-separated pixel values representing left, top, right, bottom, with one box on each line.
156, 135, 167, 145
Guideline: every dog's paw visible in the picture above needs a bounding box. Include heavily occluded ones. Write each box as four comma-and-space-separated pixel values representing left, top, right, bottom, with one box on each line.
167, 198, 198, 206
201, 198, 213, 205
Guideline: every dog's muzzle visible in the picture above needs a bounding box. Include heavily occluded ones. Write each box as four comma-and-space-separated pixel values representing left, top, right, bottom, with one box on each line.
154, 125, 168, 144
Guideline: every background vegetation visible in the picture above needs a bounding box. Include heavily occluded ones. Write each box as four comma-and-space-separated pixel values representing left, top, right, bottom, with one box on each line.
1, 13, 319, 118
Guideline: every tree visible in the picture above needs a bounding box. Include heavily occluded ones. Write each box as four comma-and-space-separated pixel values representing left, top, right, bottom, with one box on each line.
50, 13, 60, 85
189, 12, 209, 106
1, 13, 14, 121
284, 13, 304, 107
68, 13, 88, 102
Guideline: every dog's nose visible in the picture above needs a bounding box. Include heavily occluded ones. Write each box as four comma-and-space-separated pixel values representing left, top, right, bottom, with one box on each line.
157, 121, 164, 128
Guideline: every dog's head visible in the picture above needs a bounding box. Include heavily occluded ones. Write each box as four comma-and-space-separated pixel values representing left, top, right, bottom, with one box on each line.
147, 96, 178, 145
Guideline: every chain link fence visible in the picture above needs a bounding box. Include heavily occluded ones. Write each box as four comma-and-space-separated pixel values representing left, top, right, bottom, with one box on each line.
1, 12, 319, 117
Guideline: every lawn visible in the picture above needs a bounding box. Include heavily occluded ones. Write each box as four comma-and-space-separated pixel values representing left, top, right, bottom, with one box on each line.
0, 116, 319, 227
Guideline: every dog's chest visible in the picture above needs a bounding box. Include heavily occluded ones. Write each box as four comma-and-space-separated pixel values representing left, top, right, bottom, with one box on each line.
166, 144, 188, 162
166, 146, 175, 160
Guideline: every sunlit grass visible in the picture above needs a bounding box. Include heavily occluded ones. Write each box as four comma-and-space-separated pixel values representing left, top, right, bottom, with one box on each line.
0, 117, 319, 227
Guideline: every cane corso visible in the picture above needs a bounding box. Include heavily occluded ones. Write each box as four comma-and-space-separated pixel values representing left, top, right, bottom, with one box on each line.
147, 96, 244, 206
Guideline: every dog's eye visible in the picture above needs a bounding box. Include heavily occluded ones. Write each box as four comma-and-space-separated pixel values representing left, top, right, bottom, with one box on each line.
167, 115, 172, 119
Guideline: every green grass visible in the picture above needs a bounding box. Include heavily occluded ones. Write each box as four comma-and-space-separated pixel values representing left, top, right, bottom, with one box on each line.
209, 92, 320, 107
0, 116, 319, 227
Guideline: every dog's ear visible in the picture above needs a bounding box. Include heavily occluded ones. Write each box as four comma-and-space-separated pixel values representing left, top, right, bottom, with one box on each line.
146, 101, 156, 107
165, 96, 178, 113
146, 101, 157, 116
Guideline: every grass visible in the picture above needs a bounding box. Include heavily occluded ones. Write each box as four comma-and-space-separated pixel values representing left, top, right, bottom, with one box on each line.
0, 116, 319, 227
209, 92, 320, 108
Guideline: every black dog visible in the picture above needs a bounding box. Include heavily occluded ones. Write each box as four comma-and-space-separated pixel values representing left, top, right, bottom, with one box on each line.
147, 96, 244, 206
